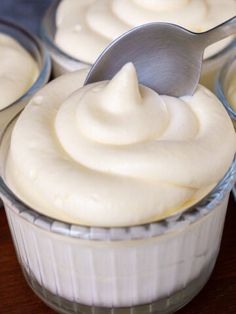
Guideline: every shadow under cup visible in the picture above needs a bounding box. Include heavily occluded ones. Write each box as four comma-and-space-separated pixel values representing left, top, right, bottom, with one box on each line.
0, 116, 236, 314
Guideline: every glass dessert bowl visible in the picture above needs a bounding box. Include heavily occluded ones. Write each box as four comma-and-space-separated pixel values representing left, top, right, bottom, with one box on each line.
0, 64, 235, 314
216, 56, 236, 198
0, 19, 51, 137
41, 0, 236, 91
0, 161, 235, 314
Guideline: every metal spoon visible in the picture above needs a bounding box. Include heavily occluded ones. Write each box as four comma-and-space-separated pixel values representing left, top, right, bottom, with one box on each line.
85, 16, 236, 97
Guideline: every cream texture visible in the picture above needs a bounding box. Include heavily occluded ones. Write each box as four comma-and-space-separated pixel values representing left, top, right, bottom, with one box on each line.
55, 0, 236, 64
0, 33, 38, 110
5, 64, 236, 227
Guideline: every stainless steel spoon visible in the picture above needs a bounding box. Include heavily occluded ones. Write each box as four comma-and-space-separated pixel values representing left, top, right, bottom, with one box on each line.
85, 16, 236, 97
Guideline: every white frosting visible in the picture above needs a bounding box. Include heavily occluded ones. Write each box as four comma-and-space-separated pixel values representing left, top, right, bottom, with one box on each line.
5, 64, 236, 226
0, 33, 38, 110
55, 0, 236, 64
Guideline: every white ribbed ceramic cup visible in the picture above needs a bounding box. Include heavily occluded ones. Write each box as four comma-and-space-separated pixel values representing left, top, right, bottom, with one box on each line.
216, 56, 236, 199
41, 0, 236, 91
0, 116, 235, 314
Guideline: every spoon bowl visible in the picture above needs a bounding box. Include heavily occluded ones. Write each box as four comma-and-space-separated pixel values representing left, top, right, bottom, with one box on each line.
85, 17, 236, 97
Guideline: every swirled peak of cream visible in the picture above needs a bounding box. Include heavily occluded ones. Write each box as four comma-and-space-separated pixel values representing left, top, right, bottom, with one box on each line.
55, 0, 236, 64
5, 64, 236, 227
0, 33, 38, 110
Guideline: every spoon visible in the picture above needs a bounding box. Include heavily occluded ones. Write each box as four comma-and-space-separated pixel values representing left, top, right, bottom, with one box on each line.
85, 16, 236, 97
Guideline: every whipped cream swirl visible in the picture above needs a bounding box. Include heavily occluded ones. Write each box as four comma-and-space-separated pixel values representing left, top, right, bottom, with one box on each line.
6, 64, 236, 226
55, 0, 236, 63
0, 33, 38, 109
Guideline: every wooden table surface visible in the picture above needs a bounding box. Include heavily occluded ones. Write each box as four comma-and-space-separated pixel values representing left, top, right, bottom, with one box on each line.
1, 196, 236, 314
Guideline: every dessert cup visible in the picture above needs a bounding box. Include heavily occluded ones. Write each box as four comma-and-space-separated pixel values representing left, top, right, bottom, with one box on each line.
0, 19, 51, 206
41, 0, 89, 77
200, 42, 236, 92
0, 19, 51, 138
41, 0, 236, 91
0, 116, 235, 314
216, 56, 236, 199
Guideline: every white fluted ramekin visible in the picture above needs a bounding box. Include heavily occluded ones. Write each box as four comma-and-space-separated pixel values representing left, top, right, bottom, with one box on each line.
0, 115, 235, 313
216, 56, 236, 199
41, 0, 235, 91
0, 19, 51, 137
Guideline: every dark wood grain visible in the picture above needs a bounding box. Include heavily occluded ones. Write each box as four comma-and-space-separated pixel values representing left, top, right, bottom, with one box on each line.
1, 196, 236, 314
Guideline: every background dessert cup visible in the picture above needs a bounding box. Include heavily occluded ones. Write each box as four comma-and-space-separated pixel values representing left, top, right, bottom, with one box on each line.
0, 116, 235, 314
0, 19, 51, 138
41, 0, 236, 91
0, 19, 51, 205
41, 0, 89, 77
201, 42, 236, 92
216, 56, 236, 198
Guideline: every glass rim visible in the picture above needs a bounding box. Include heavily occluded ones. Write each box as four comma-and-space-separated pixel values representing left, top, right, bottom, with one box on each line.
0, 18, 51, 112
1, 114, 235, 240
216, 55, 236, 120
40, 0, 236, 67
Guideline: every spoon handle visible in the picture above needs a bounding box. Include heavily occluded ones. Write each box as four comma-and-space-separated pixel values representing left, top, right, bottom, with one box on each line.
199, 16, 236, 48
